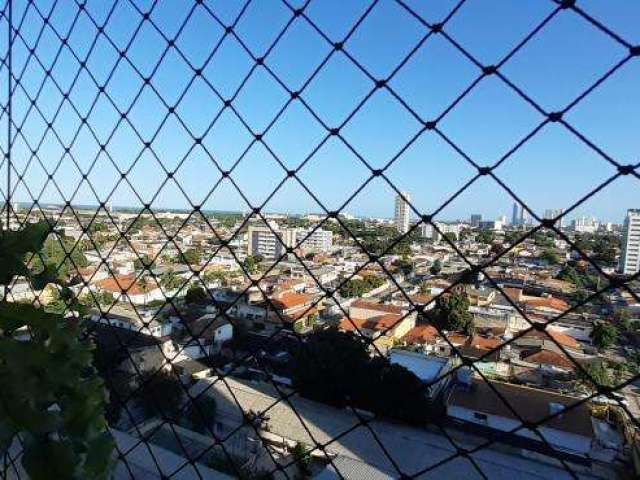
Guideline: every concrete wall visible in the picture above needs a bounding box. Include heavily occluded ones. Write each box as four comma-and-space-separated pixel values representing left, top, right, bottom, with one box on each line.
447, 405, 592, 455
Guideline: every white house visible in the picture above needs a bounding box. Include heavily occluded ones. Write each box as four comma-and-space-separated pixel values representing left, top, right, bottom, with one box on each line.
90, 307, 173, 338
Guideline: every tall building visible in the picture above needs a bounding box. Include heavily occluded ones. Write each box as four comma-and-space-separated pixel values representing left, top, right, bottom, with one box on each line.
394, 192, 411, 234
511, 202, 521, 226
572, 216, 599, 234
470, 214, 482, 227
619, 209, 640, 275
296, 228, 333, 251
247, 222, 295, 260
247, 223, 333, 259
544, 208, 564, 228
421, 222, 462, 242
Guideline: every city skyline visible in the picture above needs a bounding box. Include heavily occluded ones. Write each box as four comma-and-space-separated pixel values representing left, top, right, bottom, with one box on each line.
8, 198, 634, 226
4, 1, 639, 223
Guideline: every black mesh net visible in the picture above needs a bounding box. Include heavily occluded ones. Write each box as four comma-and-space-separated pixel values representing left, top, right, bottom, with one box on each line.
1, 0, 639, 479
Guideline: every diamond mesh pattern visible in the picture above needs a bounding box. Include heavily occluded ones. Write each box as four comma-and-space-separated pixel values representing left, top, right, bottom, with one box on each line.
1, 0, 639, 478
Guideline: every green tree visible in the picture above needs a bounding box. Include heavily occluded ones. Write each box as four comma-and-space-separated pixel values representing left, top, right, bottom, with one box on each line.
133, 254, 152, 270
291, 442, 312, 478
578, 362, 614, 393
202, 269, 228, 287
429, 292, 474, 334
29, 234, 88, 282
243, 255, 260, 274
82, 290, 115, 308
476, 230, 494, 245
292, 328, 436, 424
185, 285, 208, 305
429, 259, 442, 275
443, 232, 457, 243
533, 232, 554, 248
395, 257, 413, 275
339, 276, 384, 298
292, 328, 370, 406
180, 248, 201, 265
160, 269, 182, 290
540, 248, 561, 265
590, 322, 618, 350
186, 395, 217, 433
135, 371, 184, 420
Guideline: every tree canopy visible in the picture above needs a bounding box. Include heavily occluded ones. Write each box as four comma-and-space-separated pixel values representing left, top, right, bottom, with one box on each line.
135, 371, 184, 420
429, 292, 474, 334
590, 322, 618, 350
339, 276, 385, 298
185, 285, 208, 305
292, 328, 438, 424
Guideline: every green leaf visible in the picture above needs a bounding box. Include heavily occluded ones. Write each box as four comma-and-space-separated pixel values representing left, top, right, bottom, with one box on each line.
22, 439, 77, 480
31, 263, 60, 290
0, 222, 51, 285
16, 222, 52, 252
84, 432, 115, 478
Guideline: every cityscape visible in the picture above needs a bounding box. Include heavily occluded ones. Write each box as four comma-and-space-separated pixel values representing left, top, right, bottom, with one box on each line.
1, 1, 639, 480
3, 193, 640, 478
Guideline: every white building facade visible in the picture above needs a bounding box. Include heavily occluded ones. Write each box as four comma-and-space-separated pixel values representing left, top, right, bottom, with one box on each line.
394, 192, 411, 234
619, 209, 640, 274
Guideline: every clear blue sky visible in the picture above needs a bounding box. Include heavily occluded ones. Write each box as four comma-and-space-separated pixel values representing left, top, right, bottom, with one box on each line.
6, 0, 640, 223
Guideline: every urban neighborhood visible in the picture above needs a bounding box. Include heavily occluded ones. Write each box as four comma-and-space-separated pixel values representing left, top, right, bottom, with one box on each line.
3, 196, 639, 479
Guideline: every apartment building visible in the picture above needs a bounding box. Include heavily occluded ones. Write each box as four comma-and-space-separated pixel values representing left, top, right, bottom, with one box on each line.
394, 192, 411, 234
247, 223, 333, 259
247, 223, 294, 260
619, 209, 640, 274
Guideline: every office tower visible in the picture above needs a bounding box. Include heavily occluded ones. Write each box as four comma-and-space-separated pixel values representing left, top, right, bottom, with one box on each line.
394, 192, 411, 234
470, 214, 482, 227
512, 202, 521, 226
572, 216, 599, 234
619, 209, 640, 275
544, 208, 564, 228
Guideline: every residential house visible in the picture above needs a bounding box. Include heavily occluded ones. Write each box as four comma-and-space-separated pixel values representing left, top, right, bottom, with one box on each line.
340, 300, 416, 352
93, 274, 165, 305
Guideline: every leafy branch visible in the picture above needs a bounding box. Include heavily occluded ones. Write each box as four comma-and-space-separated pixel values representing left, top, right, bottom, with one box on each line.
0, 222, 114, 480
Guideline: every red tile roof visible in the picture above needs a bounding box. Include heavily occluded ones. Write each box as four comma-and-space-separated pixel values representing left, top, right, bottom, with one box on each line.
401, 325, 439, 344
350, 300, 405, 316
270, 291, 313, 311
522, 328, 580, 350
95, 274, 159, 295
339, 313, 403, 333
467, 335, 503, 351
522, 349, 575, 370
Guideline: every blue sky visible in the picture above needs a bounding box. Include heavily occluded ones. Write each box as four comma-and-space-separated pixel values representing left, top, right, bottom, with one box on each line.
4, 0, 639, 223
